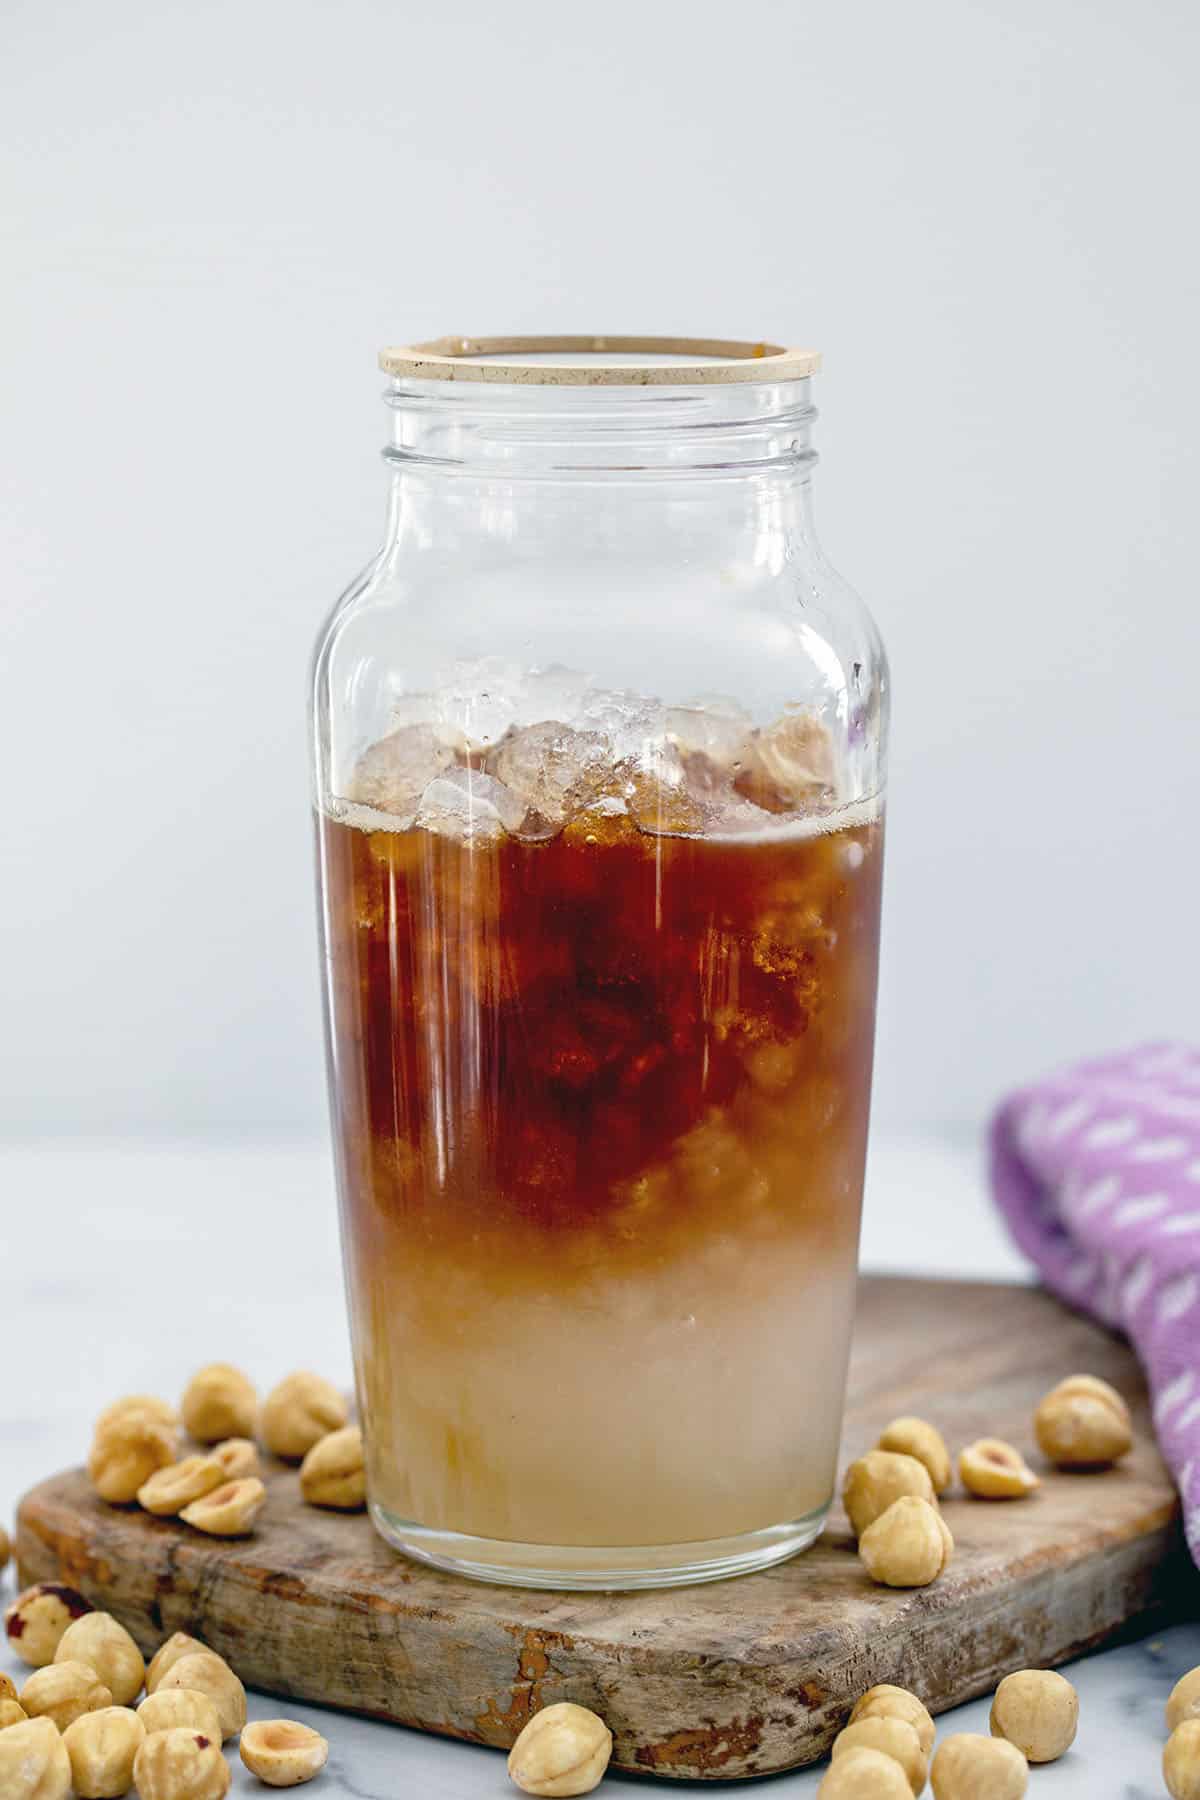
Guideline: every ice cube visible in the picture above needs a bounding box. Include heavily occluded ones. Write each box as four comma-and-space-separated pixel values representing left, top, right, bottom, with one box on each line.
664, 700, 753, 771
349, 724, 454, 823
415, 768, 524, 843
493, 721, 612, 836
734, 712, 837, 815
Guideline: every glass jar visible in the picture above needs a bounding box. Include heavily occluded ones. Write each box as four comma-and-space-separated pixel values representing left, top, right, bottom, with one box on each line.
311, 335, 888, 1589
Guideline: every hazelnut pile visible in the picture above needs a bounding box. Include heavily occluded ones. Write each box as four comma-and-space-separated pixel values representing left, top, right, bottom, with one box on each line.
0, 1596, 328, 1799
841, 1368, 1134, 1590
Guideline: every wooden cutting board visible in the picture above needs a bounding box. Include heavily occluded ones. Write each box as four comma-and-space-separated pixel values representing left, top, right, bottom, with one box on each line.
15, 1277, 1192, 1780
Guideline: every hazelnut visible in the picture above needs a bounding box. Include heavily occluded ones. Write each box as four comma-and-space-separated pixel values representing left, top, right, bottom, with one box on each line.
1166, 1721, 1200, 1800
843, 1451, 937, 1538
21, 1660, 114, 1732
6, 1584, 95, 1667
157, 1653, 246, 1741
0, 1697, 29, 1729
95, 1398, 178, 1436
299, 1426, 366, 1510
133, 1728, 231, 1800
1034, 1376, 1132, 1468
877, 1418, 953, 1495
832, 1716, 927, 1793
137, 1456, 226, 1517
989, 1668, 1077, 1762
819, 1746, 913, 1797
1, 1671, 17, 1700
259, 1373, 348, 1462
180, 1366, 258, 1445
89, 1413, 178, 1505
0, 1522, 9, 1573
507, 1701, 613, 1797
55, 1612, 146, 1708
62, 1706, 146, 1798
849, 1686, 936, 1758
0, 1716, 72, 1800
930, 1734, 1027, 1799
958, 1440, 1039, 1499
211, 1439, 259, 1481
859, 1497, 953, 1588
145, 1635, 210, 1696
239, 1720, 330, 1786
1168, 1667, 1200, 1733
179, 1478, 266, 1537
137, 1689, 223, 1742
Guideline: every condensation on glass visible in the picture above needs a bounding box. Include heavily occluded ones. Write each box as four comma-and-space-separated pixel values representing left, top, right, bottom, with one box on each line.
310, 336, 889, 1588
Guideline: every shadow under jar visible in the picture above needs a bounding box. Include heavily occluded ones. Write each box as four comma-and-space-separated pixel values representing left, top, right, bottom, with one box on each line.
311, 335, 888, 1589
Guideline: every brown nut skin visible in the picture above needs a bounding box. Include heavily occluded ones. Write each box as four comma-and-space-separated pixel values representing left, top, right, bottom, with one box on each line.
1165, 1721, 1200, 1800
1034, 1376, 1133, 1468
133, 1728, 230, 1800
843, 1451, 937, 1538
62, 1707, 146, 1799
819, 1746, 913, 1798
989, 1668, 1078, 1762
239, 1720, 330, 1787
157, 1653, 246, 1741
6, 1584, 95, 1667
211, 1439, 260, 1481
137, 1456, 226, 1517
1168, 1667, 1200, 1733
299, 1425, 366, 1510
21, 1661, 114, 1732
180, 1366, 258, 1444
179, 1477, 266, 1537
0, 1697, 30, 1728
878, 1417, 953, 1496
832, 1716, 927, 1793
89, 1414, 178, 1505
931, 1734, 1028, 1799
55, 1612, 146, 1708
145, 1634, 210, 1695
507, 1701, 613, 1797
850, 1686, 936, 1759
0, 1716, 73, 1800
859, 1497, 953, 1588
958, 1439, 1039, 1499
137, 1688, 223, 1741
259, 1373, 348, 1462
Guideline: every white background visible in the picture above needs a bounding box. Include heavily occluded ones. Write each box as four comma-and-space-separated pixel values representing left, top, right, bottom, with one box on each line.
3, 0, 1198, 1146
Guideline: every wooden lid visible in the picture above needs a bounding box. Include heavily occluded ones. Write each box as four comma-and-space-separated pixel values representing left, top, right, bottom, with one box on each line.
378, 335, 820, 386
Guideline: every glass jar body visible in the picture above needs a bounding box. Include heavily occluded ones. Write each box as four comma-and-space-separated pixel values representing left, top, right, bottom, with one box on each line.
312, 374, 888, 1587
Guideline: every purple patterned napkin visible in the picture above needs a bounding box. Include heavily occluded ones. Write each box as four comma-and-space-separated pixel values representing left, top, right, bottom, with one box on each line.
990, 1043, 1200, 1559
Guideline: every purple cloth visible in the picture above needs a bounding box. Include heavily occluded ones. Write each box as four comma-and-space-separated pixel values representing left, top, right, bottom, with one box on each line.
991, 1042, 1200, 1561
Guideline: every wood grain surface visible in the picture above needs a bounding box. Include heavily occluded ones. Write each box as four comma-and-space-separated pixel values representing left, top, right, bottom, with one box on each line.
15, 1277, 1193, 1780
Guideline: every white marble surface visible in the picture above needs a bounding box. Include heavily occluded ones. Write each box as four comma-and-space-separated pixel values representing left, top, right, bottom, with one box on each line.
0, 1136, 1191, 1796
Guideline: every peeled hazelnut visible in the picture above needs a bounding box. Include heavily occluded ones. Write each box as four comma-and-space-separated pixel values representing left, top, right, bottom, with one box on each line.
55, 1613, 146, 1709
157, 1653, 246, 1741
850, 1686, 936, 1759
179, 1477, 266, 1537
240, 1719, 330, 1786
137, 1689, 223, 1742
63, 1706, 146, 1798
95, 1398, 177, 1437
0, 1698, 29, 1729
959, 1439, 1039, 1499
931, 1733, 1026, 1799
832, 1716, 927, 1793
6, 1584, 95, 1667
145, 1635, 209, 1695
299, 1425, 366, 1510
843, 1451, 936, 1538
1, 1672, 18, 1700
1166, 1720, 1200, 1800
1168, 1667, 1200, 1733
0, 1716, 72, 1800
1034, 1375, 1132, 1468
878, 1417, 953, 1496
259, 1373, 348, 1462
133, 1727, 230, 1800
819, 1746, 913, 1798
138, 1456, 226, 1517
859, 1496, 953, 1588
180, 1366, 258, 1445
0, 1523, 9, 1573
21, 1660, 113, 1731
89, 1414, 178, 1505
989, 1668, 1077, 1762
211, 1439, 260, 1481
507, 1701, 613, 1797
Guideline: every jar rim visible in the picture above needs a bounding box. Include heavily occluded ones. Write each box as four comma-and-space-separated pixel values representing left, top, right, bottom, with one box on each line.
378, 334, 820, 386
